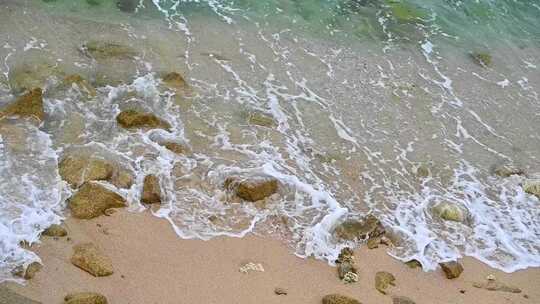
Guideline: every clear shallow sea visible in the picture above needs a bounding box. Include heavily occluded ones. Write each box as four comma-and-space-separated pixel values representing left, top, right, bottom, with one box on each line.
0, 0, 539, 282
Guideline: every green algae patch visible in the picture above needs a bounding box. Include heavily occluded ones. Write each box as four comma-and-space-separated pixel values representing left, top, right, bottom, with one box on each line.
385, 0, 427, 23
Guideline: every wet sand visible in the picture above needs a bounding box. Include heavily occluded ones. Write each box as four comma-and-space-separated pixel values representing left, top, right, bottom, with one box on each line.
3, 209, 539, 304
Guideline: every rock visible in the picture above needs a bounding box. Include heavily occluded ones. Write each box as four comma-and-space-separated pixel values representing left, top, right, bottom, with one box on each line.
405, 259, 422, 269
274, 287, 288, 295
392, 296, 416, 304
433, 202, 465, 222
321, 294, 361, 304
0, 286, 41, 304
82, 41, 136, 60
248, 112, 276, 127
472, 279, 521, 293
71, 243, 113, 277
43, 224, 67, 237
0, 88, 44, 122
492, 164, 524, 177
375, 271, 396, 294
141, 174, 162, 204
225, 176, 279, 202
64, 292, 108, 304
111, 168, 134, 189
117, 0, 137, 12
62, 75, 96, 96
116, 110, 171, 130
470, 52, 492, 67
68, 182, 126, 219
415, 163, 430, 178
439, 261, 464, 279
162, 72, 188, 89
59, 155, 114, 188
162, 142, 187, 154
523, 179, 540, 197
13, 262, 42, 280
333, 215, 385, 241
336, 248, 358, 283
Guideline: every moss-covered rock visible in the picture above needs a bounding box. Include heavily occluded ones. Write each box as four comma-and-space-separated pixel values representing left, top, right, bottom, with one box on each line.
43, 224, 68, 237
82, 41, 136, 61
248, 112, 276, 127
162, 72, 188, 90
375, 271, 396, 294
141, 174, 162, 204
336, 247, 358, 283
523, 179, 540, 198
225, 176, 279, 202
322, 294, 361, 304
116, 110, 171, 130
59, 155, 114, 188
64, 292, 108, 304
68, 182, 126, 219
405, 259, 422, 269
470, 52, 492, 67
71, 243, 113, 277
13, 262, 42, 280
333, 215, 385, 241
433, 202, 466, 222
439, 261, 464, 279
0, 88, 44, 122
386, 0, 427, 23
162, 142, 187, 154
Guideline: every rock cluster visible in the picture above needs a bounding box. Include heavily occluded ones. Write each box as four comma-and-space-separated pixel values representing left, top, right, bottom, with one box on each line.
336, 247, 358, 283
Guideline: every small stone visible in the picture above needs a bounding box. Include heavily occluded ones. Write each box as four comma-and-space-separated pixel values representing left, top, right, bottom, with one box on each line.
470, 52, 492, 67
142, 175, 162, 204
162, 72, 188, 89
43, 224, 67, 237
433, 202, 466, 222
523, 179, 540, 198
0, 88, 44, 122
116, 110, 171, 130
64, 292, 108, 304
68, 182, 126, 219
473, 279, 521, 293
226, 176, 278, 202
460, 290, 466, 294
416, 164, 430, 178
333, 215, 385, 241
439, 261, 464, 279
405, 259, 422, 269
375, 271, 396, 294
274, 288, 287, 295
13, 262, 42, 280
322, 294, 361, 304
392, 296, 416, 304
71, 243, 113, 277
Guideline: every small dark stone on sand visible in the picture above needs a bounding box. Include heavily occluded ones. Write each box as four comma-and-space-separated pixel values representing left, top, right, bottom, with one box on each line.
274, 287, 287, 295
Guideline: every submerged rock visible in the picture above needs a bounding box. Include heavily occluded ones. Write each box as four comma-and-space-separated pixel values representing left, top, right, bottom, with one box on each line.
68, 182, 126, 219
117, 0, 137, 13
59, 155, 114, 188
62, 74, 96, 96
162, 142, 187, 154
225, 176, 279, 202
8, 60, 60, 93
333, 214, 385, 241
43, 224, 68, 237
116, 109, 171, 130
0, 88, 44, 122
141, 174, 162, 204
86, 0, 102, 6
439, 261, 464, 279
64, 292, 108, 304
13, 262, 42, 280
71, 243, 113, 277
433, 202, 466, 222
82, 41, 136, 60
162, 72, 188, 89
0, 286, 41, 304
111, 168, 135, 189
470, 52, 492, 67
248, 112, 276, 127
336, 247, 358, 283
387, 1, 427, 23
392, 296, 416, 304
322, 294, 361, 304
523, 179, 540, 198
375, 271, 396, 294
492, 164, 524, 177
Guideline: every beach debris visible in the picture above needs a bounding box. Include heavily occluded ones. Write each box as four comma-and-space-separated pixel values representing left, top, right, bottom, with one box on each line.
333, 214, 385, 241
0, 88, 44, 122
321, 294, 361, 304
64, 292, 108, 304
13, 262, 42, 280
336, 247, 358, 283
492, 164, 524, 177
141, 174, 162, 204
59, 155, 114, 188
239, 262, 265, 274
42, 224, 68, 237
375, 271, 396, 294
225, 175, 279, 202
81, 41, 136, 60
71, 243, 113, 277
248, 111, 276, 128
162, 72, 188, 90
116, 109, 171, 130
68, 182, 126, 219
439, 261, 464, 279
523, 179, 540, 197
472, 276, 521, 293
432, 202, 466, 222
392, 295, 416, 304
405, 259, 422, 269
0, 286, 41, 304
161, 142, 187, 155
470, 52, 492, 67
274, 287, 288, 295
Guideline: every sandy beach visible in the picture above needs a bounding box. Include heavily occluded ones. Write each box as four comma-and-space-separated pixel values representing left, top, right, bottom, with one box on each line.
2, 209, 538, 304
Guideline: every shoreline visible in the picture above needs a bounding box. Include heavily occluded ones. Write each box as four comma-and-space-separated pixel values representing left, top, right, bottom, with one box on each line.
2, 209, 538, 304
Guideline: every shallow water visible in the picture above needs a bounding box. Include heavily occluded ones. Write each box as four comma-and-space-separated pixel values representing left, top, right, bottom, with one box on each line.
0, 0, 539, 282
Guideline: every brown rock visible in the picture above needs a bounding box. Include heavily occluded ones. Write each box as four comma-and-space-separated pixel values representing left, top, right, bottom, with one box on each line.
116, 110, 171, 130
141, 175, 161, 204
162, 72, 188, 89
336, 247, 358, 283
162, 142, 186, 154
322, 294, 361, 304
111, 168, 134, 189
274, 287, 288, 295
405, 259, 422, 269
226, 176, 278, 202
392, 296, 416, 304
0, 88, 44, 121
42, 224, 67, 237
64, 292, 108, 304
82, 41, 136, 60
62, 75, 96, 96
375, 271, 396, 294
71, 243, 113, 277
334, 215, 385, 241
59, 155, 114, 188
13, 262, 42, 280
439, 261, 464, 279
68, 182, 126, 219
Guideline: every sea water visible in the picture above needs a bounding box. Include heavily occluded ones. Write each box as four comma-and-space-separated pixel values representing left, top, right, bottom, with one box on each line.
0, 0, 539, 282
